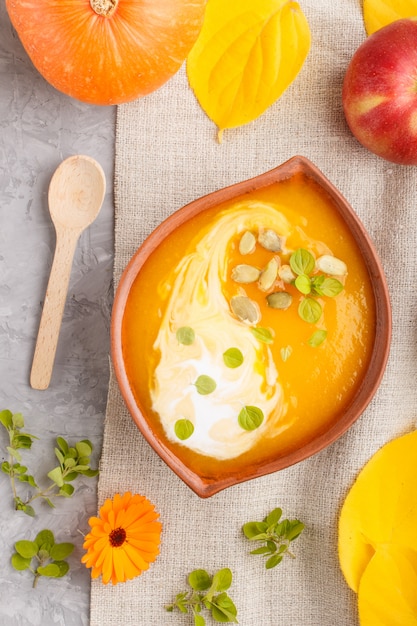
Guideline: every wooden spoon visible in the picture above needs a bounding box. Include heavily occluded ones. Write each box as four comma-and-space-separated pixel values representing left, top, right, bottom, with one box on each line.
30, 155, 106, 390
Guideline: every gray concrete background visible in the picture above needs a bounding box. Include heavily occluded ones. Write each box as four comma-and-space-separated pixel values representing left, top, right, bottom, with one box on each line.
0, 2, 115, 623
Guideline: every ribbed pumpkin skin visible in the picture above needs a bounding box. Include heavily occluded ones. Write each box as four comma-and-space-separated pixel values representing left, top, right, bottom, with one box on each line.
6, 0, 206, 105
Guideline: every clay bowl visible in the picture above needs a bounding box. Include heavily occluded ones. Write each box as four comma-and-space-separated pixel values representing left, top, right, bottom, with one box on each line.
111, 155, 391, 498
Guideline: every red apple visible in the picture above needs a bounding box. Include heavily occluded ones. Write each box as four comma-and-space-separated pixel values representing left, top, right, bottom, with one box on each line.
342, 18, 417, 165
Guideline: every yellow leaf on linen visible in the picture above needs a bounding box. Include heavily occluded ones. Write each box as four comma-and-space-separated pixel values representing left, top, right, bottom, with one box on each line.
363, 0, 417, 35
338, 430, 417, 593
358, 545, 417, 625
186, 0, 311, 141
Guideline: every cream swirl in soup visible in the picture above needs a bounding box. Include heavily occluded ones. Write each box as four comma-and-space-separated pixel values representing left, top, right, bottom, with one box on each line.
150, 201, 301, 459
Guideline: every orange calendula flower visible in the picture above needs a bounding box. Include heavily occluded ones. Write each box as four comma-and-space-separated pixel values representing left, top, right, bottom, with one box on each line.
81, 492, 162, 585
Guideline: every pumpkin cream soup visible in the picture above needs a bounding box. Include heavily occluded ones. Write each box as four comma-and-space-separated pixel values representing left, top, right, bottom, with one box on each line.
122, 173, 376, 475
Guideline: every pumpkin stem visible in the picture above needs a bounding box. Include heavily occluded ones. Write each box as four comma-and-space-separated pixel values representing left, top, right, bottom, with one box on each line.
90, 0, 118, 17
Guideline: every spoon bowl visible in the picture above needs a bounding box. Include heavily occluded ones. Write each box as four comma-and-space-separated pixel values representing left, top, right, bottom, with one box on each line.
48, 155, 106, 231
30, 155, 106, 390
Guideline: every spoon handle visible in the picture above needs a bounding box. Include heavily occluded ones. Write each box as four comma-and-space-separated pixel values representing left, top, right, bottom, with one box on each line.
30, 228, 80, 390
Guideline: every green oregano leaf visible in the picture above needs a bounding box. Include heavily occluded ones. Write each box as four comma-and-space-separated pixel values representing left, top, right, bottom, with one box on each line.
294, 274, 311, 295
280, 346, 293, 362
53, 561, 70, 578
47, 467, 64, 487
317, 277, 344, 297
223, 348, 244, 368
167, 568, 238, 624
212, 568, 232, 592
37, 563, 61, 578
298, 298, 322, 324
243, 507, 305, 570
175, 419, 195, 441
22, 504, 35, 517
56, 436, 69, 454
188, 569, 212, 591
76, 440, 93, 457
11, 553, 32, 571
194, 375, 216, 395
250, 326, 274, 344
238, 406, 264, 431
210, 595, 238, 622
266, 507, 282, 527
289, 249, 315, 276
1, 461, 11, 474
308, 329, 327, 347
35, 530, 54, 548
15, 540, 38, 559
242, 521, 268, 539
0, 409, 13, 429
265, 554, 283, 569
50, 543, 74, 561
12, 413, 25, 429
176, 326, 195, 345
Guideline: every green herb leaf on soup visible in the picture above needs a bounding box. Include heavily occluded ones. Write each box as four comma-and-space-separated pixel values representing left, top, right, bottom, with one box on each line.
194, 375, 217, 395
289, 248, 315, 276
294, 274, 312, 295
223, 347, 244, 368
238, 406, 264, 431
298, 297, 322, 324
308, 329, 327, 347
250, 326, 274, 344
280, 346, 293, 362
176, 326, 195, 345
316, 277, 344, 297
175, 419, 195, 441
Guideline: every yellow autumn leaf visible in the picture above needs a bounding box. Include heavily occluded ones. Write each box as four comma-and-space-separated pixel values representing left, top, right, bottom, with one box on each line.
363, 0, 417, 35
186, 0, 311, 140
338, 430, 417, 593
358, 545, 417, 625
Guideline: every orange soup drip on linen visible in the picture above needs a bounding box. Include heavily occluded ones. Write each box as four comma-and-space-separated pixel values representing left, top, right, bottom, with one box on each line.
122, 173, 376, 477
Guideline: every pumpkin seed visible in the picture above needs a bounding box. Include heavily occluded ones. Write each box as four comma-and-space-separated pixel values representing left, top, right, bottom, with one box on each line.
258, 257, 279, 291
239, 230, 256, 255
231, 264, 261, 284
266, 291, 293, 310
230, 295, 261, 324
258, 229, 282, 252
278, 264, 296, 284
316, 254, 347, 276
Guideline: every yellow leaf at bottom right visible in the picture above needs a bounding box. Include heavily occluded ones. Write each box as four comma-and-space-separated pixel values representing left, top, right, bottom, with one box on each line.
358, 544, 417, 625
338, 430, 417, 592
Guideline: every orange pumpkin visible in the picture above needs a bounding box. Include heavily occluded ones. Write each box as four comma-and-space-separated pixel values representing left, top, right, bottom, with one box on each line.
6, 0, 206, 105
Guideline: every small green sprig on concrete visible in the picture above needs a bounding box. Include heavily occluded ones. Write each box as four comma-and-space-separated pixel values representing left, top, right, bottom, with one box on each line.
166, 568, 238, 625
11, 529, 74, 588
242, 507, 305, 569
0, 409, 98, 516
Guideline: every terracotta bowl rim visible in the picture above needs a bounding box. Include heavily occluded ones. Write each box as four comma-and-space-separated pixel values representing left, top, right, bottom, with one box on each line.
111, 155, 392, 498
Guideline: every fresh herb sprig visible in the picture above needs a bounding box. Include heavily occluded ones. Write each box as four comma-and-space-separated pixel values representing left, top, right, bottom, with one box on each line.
0, 409, 98, 516
289, 249, 344, 324
242, 507, 304, 569
11, 529, 74, 588
166, 568, 238, 625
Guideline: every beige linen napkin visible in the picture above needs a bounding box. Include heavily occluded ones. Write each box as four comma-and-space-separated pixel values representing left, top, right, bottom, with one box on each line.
90, 1, 417, 624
